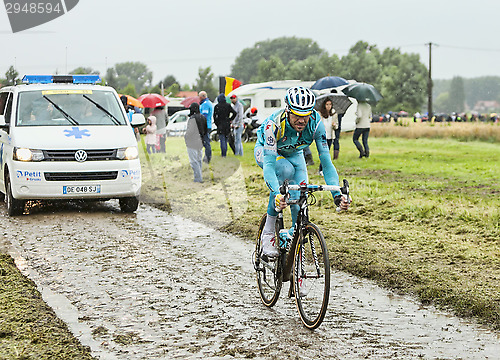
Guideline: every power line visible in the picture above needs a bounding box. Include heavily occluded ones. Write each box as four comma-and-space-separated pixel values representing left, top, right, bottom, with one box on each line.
397, 43, 500, 53
438, 44, 500, 52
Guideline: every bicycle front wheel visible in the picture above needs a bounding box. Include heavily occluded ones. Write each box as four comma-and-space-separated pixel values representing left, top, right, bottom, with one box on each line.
255, 214, 282, 307
293, 223, 330, 329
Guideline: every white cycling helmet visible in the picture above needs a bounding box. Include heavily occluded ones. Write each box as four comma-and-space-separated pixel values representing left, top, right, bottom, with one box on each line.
285, 86, 316, 116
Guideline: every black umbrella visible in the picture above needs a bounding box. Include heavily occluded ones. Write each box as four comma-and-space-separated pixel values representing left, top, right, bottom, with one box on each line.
315, 94, 353, 115
341, 82, 383, 104
311, 76, 349, 90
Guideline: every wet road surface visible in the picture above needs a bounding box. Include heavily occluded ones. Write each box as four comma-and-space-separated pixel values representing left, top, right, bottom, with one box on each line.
1, 201, 499, 359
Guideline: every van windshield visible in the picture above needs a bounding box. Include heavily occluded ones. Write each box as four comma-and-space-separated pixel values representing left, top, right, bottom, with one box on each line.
16, 90, 128, 126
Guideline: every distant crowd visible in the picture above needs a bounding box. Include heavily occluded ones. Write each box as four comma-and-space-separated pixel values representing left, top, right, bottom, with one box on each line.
372, 111, 500, 123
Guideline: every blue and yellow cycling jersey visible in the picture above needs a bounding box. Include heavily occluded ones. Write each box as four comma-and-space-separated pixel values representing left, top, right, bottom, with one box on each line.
255, 109, 340, 199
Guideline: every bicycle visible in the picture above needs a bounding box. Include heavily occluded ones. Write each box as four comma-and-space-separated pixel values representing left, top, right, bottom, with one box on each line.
253, 179, 350, 329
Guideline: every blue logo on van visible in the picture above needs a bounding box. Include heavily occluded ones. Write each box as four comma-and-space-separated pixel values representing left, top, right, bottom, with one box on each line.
64, 127, 90, 139
121, 169, 140, 179
16, 170, 42, 181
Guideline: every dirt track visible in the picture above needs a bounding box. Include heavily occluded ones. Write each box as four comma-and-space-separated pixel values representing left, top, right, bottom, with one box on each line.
1, 201, 499, 359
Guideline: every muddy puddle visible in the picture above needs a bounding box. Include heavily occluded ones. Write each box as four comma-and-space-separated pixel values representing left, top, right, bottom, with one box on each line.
0, 202, 499, 359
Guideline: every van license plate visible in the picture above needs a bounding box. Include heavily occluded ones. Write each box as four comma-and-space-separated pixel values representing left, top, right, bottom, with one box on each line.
63, 185, 101, 194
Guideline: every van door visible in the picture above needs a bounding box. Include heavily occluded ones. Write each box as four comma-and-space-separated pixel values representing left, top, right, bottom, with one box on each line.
0, 91, 13, 193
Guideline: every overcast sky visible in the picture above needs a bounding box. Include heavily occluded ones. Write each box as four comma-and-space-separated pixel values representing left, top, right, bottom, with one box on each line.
1, 0, 499, 86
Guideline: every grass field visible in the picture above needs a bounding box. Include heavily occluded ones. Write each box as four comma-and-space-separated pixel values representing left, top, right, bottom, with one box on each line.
139, 131, 500, 329
371, 119, 500, 142
0, 126, 498, 358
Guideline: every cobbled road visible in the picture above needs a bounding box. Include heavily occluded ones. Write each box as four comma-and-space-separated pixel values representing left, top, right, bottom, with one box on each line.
1, 201, 499, 359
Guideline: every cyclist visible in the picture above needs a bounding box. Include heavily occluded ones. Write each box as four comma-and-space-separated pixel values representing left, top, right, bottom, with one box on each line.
254, 86, 350, 257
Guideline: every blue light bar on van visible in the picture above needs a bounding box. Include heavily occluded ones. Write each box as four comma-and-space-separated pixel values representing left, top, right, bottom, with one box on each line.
22, 75, 101, 84
71, 75, 101, 84
22, 75, 53, 84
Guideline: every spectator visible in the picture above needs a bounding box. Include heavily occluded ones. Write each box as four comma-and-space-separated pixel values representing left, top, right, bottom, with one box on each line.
214, 93, 237, 157
199, 91, 214, 163
151, 106, 168, 153
185, 103, 207, 183
353, 102, 372, 158
143, 115, 157, 154
120, 95, 134, 122
230, 94, 244, 156
318, 98, 338, 175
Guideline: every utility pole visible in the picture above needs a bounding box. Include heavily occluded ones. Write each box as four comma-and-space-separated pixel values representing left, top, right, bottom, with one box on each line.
427, 42, 436, 120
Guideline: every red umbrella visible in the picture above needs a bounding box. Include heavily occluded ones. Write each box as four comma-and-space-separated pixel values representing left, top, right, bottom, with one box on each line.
181, 96, 200, 108
138, 93, 169, 108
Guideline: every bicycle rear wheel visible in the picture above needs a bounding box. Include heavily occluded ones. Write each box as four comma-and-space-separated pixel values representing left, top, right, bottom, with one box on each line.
254, 213, 282, 307
293, 223, 330, 329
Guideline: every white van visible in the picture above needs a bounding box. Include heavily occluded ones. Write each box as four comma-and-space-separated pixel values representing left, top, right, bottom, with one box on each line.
227, 80, 314, 120
0, 75, 145, 215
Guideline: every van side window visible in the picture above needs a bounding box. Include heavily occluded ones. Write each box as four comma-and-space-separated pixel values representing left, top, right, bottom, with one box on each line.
264, 99, 281, 108
0, 92, 9, 115
4, 93, 13, 123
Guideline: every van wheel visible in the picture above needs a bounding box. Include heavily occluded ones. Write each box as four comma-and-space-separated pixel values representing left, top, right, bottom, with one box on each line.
6, 175, 24, 216
119, 196, 139, 213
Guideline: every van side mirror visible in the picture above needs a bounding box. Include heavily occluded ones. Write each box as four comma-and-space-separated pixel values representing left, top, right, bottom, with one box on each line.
0, 115, 6, 127
131, 113, 145, 127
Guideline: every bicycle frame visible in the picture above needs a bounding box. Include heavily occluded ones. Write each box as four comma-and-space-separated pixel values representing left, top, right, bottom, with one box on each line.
277, 183, 342, 287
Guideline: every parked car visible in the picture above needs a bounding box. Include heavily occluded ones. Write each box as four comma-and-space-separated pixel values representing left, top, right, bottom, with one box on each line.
166, 109, 217, 138
166, 109, 189, 136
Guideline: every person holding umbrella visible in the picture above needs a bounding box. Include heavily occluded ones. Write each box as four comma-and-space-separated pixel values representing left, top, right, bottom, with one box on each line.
353, 101, 372, 158
152, 106, 168, 153
318, 98, 338, 175
342, 82, 382, 158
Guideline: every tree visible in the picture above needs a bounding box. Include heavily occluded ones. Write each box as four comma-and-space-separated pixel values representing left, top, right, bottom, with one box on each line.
5, 66, 19, 85
159, 75, 178, 89
106, 62, 152, 93
339, 41, 381, 85
286, 54, 342, 81
150, 75, 181, 96
377, 51, 427, 113
166, 83, 180, 97
70, 67, 99, 75
228, 37, 430, 112
231, 37, 325, 83
104, 68, 118, 89
434, 92, 451, 113
254, 56, 286, 82
193, 67, 217, 100
464, 76, 500, 109
120, 82, 137, 98
448, 76, 466, 113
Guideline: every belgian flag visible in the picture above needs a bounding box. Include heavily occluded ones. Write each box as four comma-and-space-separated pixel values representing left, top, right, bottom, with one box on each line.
219, 76, 242, 96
